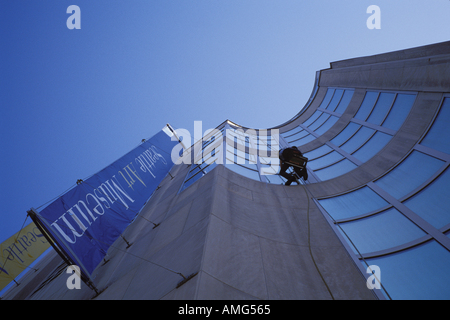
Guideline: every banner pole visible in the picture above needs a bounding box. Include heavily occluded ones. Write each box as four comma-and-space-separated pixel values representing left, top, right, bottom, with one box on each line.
27, 208, 72, 268
27, 208, 99, 293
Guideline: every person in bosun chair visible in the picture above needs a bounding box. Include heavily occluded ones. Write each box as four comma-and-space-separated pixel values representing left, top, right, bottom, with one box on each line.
278, 146, 308, 186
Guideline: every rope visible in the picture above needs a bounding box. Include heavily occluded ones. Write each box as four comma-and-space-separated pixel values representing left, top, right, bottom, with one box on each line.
300, 178, 391, 300
299, 179, 335, 300
323, 210, 392, 300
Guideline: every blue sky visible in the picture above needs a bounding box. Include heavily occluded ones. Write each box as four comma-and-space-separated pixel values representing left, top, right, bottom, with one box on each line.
1, 0, 449, 245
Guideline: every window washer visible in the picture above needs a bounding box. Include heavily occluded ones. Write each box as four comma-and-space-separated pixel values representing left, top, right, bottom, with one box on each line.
279, 146, 308, 185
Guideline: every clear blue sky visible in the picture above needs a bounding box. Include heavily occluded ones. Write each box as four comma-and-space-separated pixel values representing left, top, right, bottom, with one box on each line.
1, 0, 449, 243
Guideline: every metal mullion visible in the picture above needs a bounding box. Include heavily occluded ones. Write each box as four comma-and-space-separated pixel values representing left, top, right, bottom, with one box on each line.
359, 234, 433, 260
367, 181, 450, 253
379, 93, 398, 126
312, 198, 386, 300
325, 141, 363, 167
347, 129, 378, 156
333, 204, 393, 224
362, 91, 381, 122
350, 118, 396, 136
317, 107, 342, 117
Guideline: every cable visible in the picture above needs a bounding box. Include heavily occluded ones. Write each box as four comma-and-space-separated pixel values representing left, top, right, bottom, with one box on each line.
325, 212, 392, 300
300, 179, 391, 300
299, 178, 335, 300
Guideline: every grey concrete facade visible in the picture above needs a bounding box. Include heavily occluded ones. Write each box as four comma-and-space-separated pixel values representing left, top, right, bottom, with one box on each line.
3, 41, 450, 300
3, 162, 375, 300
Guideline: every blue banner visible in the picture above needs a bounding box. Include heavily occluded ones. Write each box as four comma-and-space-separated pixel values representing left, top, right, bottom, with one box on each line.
33, 127, 179, 278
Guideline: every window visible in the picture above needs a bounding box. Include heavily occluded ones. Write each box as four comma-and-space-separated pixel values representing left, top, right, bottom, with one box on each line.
308, 151, 344, 170
382, 94, 416, 130
225, 163, 260, 181
314, 159, 357, 181
364, 241, 450, 300
335, 90, 354, 114
181, 161, 218, 192
352, 131, 392, 162
337, 207, 426, 254
281, 126, 302, 138
314, 115, 339, 136
366, 92, 396, 125
283, 129, 309, 142
308, 112, 330, 131
403, 167, 450, 229
302, 110, 322, 127
354, 91, 379, 121
340, 127, 375, 154
320, 88, 354, 114
420, 97, 450, 155
374, 151, 445, 200
325, 89, 344, 112
320, 89, 335, 110
330, 122, 361, 147
288, 134, 314, 145
318, 187, 389, 221
303, 145, 333, 160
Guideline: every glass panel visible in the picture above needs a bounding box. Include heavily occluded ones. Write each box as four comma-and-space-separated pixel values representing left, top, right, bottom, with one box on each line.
352, 131, 392, 162
235, 158, 258, 170
308, 151, 344, 170
289, 134, 315, 145
302, 111, 322, 127
314, 159, 358, 181
338, 207, 426, 254
226, 142, 235, 162
303, 144, 333, 160
314, 116, 339, 136
421, 98, 450, 155
319, 89, 334, 109
341, 126, 375, 154
181, 162, 218, 191
367, 92, 396, 125
318, 186, 389, 220
326, 89, 344, 112
335, 90, 354, 114
354, 91, 378, 121
382, 94, 416, 130
375, 151, 444, 199
365, 241, 450, 300
403, 168, 450, 229
265, 173, 287, 185
225, 163, 261, 181
308, 113, 330, 131
281, 126, 302, 138
330, 122, 361, 147
285, 129, 309, 142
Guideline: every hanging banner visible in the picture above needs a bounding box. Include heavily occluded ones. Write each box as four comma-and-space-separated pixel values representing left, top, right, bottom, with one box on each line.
0, 222, 51, 291
29, 126, 179, 281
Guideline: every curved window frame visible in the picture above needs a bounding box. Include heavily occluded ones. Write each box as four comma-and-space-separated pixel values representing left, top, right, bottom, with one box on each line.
315, 94, 450, 300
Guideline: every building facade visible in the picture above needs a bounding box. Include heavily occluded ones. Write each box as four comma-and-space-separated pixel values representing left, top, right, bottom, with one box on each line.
3, 41, 450, 300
